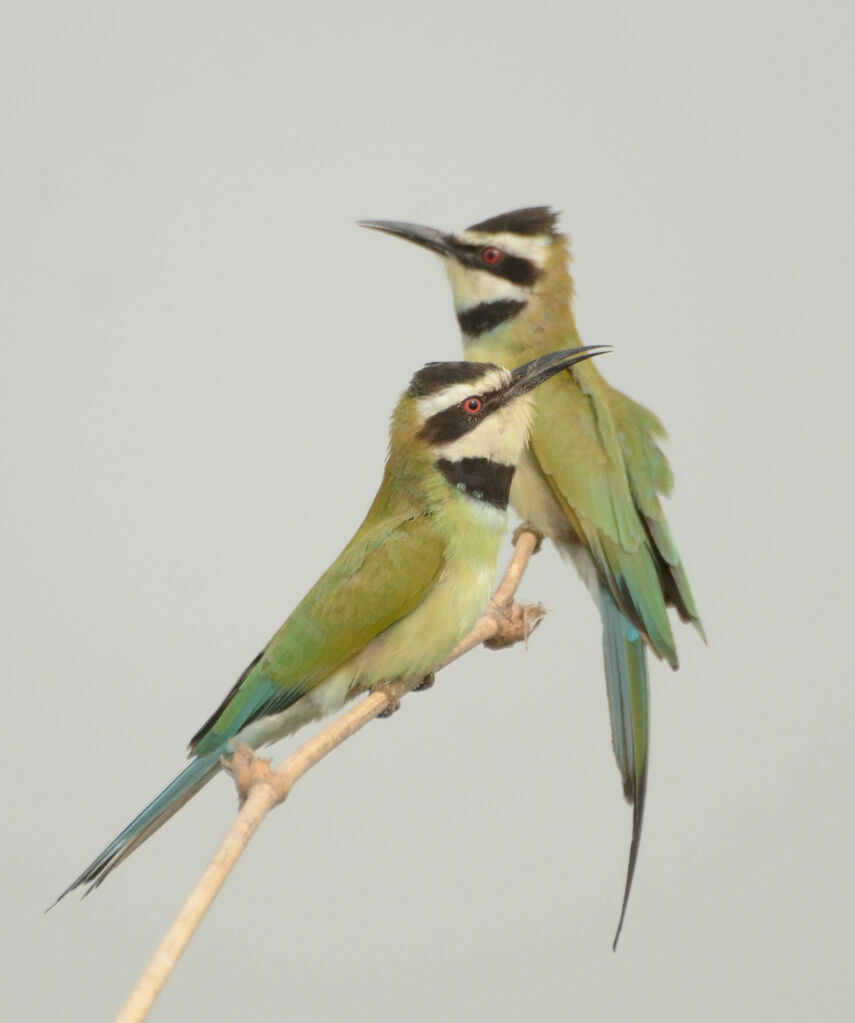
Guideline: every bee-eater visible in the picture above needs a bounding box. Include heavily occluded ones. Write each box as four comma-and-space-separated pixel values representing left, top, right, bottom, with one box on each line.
57, 346, 606, 901
361, 208, 703, 945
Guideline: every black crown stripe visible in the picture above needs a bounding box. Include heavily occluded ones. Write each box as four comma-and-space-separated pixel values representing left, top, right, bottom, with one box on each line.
408, 361, 498, 398
466, 206, 558, 237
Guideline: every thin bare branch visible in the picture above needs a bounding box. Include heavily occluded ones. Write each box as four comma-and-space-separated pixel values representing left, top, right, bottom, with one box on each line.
114, 527, 543, 1023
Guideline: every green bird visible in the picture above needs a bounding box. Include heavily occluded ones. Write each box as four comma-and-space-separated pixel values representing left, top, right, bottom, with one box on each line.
361, 207, 703, 946
57, 345, 606, 900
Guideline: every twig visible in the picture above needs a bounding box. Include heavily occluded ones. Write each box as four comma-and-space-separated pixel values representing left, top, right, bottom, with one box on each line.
114, 527, 544, 1023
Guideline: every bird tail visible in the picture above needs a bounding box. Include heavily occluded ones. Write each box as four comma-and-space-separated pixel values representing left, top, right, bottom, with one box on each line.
600, 585, 650, 950
53, 752, 222, 904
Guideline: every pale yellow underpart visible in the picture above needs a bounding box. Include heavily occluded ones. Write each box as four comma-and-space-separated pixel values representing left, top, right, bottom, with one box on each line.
511, 448, 573, 541
235, 494, 508, 751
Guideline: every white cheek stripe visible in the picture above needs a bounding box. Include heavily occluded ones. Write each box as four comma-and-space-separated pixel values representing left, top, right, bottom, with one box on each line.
445, 260, 529, 309
415, 368, 511, 419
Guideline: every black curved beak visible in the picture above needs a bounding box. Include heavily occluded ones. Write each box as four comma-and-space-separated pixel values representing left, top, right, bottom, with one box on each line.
359, 219, 456, 259
505, 345, 611, 400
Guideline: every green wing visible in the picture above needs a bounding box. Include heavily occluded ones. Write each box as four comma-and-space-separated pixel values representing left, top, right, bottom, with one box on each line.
191, 509, 446, 756
529, 362, 701, 665
610, 387, 703, 638
528, 361, 701, 946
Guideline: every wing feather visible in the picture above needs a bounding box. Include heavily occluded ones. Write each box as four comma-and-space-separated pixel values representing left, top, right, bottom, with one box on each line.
191, 512, 446, 755
529, 364, 701, 663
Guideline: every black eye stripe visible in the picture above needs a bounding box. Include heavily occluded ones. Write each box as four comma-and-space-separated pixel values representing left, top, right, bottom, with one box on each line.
451, 242, 541, 287
417, 392, 503, 445
418, 406, 481, 445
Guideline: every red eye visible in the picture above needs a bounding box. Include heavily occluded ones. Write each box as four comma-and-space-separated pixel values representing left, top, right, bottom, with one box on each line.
463, 396, 483, 415
481, 246, 503, 265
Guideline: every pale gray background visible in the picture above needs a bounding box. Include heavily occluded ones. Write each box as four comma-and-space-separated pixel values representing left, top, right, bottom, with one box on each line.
3, 2, 854, 1020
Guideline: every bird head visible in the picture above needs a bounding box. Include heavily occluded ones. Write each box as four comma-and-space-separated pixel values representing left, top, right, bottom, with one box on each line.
393, 347, 606, 509
361, 207, 573, 342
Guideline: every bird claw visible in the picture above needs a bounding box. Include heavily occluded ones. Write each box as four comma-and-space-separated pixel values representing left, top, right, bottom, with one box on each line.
222, 742, 274, 806
377, 697, 400, 718
373, 673, 432, 718
413, 672, 435, 692
368, 681, 402, 718
484, 601, 547, 650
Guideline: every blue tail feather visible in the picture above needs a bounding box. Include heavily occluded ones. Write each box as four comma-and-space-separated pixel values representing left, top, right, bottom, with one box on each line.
600, 585, 650, 949
53, 751, 223, 905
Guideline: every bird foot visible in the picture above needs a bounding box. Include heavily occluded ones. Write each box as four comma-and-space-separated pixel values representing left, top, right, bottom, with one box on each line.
377, 697, 400, 718
413, 672, 435, 692
369, 683, 402, 718
512, 523, 543, 553
222, 742, 274, 806
484, 601, 547, 650
372, 672, 432, 718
